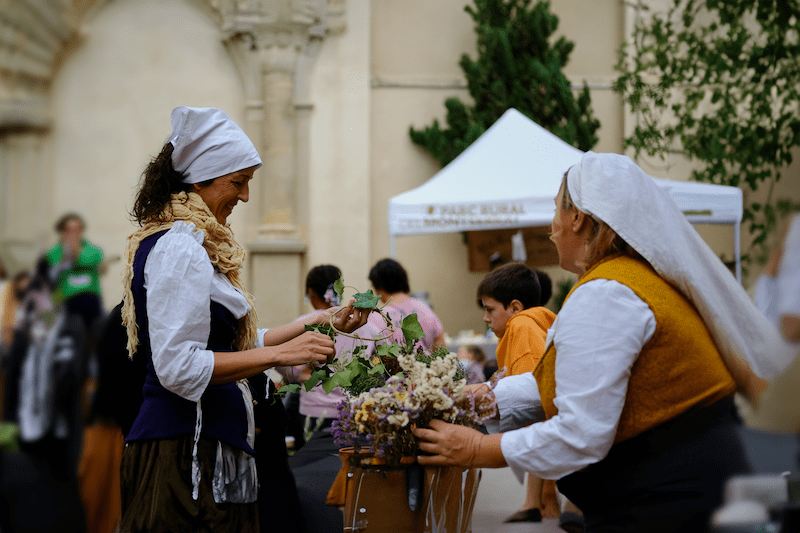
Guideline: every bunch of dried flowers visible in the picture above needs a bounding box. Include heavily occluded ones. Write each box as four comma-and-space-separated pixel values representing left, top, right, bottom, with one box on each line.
331, 344, 502, 465
279, 277, 502, 466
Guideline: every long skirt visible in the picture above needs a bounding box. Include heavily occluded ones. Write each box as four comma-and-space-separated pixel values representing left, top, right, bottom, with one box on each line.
557, 396, 751, 533
119, 435, 258, 533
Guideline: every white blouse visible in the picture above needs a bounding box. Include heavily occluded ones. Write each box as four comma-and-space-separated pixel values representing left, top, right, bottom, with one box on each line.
496, 278, 656, 482
143, 221, 267, 403
776, 214, 800, 321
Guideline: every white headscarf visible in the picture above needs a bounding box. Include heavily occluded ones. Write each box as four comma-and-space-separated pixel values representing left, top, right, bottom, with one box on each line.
567, 151, 795, 379
168, 106, 262, 184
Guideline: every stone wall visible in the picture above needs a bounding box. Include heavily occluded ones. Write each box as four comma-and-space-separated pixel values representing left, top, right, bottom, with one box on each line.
1, 0, 797, 337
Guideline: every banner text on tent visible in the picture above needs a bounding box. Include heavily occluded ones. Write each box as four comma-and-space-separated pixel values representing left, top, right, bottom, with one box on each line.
421, 203, 525, 228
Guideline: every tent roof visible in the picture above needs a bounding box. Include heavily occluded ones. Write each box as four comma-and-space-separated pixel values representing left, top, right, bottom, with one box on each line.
388, 108, 742, 237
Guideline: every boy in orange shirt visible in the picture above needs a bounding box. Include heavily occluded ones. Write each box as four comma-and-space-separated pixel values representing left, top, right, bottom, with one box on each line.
477, 262, 558, 524
478, 263, 555, 378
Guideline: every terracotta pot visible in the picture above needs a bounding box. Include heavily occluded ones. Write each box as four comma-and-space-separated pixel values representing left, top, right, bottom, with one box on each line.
330, 447, 481, 533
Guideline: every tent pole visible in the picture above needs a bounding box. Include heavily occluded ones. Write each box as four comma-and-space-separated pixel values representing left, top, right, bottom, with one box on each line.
734, 223, 742, 284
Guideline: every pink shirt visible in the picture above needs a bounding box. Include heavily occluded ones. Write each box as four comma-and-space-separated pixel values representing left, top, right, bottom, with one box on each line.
370, 296, 444, 351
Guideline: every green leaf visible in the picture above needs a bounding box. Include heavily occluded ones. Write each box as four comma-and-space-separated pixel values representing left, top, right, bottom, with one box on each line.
276, 384, 301, 396
401, 313, 425, 344
306, 324, 336, 338
376, 343, 402, 358
305, 323, 335, 340
352, 290, 381, 309
323, 372, 351, 394
336, 366, 359, 386
304, 367, 329, 391
334, 277, 345, 300
368, 363, 386, 375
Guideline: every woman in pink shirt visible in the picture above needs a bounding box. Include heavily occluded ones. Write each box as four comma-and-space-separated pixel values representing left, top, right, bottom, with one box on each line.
368, 258, 445, 351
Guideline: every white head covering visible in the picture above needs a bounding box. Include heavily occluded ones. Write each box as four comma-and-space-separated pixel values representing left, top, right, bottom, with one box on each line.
567, 151, 795, 379
168, 106, 262, 184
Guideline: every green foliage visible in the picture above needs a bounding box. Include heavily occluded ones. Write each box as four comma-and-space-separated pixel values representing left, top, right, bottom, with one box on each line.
614, 0, 800, 268
352, 289, 381, 309
401, 313, 425, 346
278, 309, 466, 399
296, 311, 437, 397
333, 278, 345, 300
0, 422, 19, 452
276, 276, 433, 398
410, 0, 600, 168
304, 323, 335, 340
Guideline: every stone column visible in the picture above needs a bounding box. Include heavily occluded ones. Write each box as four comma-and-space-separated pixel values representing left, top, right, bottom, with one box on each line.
259, 45, 302, 236
216, 0, 345, 327
0, 0, 80, 273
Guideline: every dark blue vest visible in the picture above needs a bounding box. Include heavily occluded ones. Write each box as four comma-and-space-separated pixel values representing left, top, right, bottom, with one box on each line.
125, 230, 254, 454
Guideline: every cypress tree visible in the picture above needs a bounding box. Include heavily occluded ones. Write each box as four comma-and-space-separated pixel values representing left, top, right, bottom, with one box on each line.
410, 0, 600, 168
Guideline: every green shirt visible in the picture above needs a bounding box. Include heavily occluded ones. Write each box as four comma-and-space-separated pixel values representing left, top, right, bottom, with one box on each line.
45, 240, 104, 301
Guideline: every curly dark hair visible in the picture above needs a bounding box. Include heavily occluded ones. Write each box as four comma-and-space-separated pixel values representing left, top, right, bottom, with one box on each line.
130, 143, 192, 225
368, 258, 410, 294
306, 264, 342, 300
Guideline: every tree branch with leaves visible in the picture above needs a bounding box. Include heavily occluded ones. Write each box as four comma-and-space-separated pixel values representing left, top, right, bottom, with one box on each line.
614, 0, 800, 269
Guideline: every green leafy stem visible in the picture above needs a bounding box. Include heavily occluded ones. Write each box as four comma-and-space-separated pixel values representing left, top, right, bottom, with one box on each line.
275, 277, 426, 397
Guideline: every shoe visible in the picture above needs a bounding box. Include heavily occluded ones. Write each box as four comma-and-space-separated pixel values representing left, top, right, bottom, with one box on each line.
504, 508, 542, 523
558, 511, 584, 533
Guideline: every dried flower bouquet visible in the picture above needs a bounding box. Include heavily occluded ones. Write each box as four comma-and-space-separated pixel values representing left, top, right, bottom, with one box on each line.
278, 277, 502, 466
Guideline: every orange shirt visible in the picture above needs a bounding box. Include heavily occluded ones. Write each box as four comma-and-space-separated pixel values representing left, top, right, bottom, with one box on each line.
495, 307, 556, 376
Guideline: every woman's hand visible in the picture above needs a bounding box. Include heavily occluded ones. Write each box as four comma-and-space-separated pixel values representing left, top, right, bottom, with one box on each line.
274, 331, 336, 366
309, 300, 371, 333
332, 301, 371, 333
413, 419, 506, 469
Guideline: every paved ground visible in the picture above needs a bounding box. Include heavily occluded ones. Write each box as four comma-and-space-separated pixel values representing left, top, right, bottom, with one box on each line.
0, 426, 795, 532
467, 426, 800, 533
471, 467, 565, 533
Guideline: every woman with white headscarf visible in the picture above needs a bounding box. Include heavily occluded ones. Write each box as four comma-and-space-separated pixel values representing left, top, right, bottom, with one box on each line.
414, 152, 795, 532
118, 107, 369, 533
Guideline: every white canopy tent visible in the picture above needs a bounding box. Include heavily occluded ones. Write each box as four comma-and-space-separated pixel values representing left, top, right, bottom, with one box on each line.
389, 108, 744, 281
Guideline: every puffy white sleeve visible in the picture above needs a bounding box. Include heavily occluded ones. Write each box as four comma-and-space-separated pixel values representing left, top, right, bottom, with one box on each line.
778, 214, 800, 319
144, 222, 215, 402
491, 373, 545, 433
500, 279, 656, 482
754, 275, 779, 326
256, 328, 268, 349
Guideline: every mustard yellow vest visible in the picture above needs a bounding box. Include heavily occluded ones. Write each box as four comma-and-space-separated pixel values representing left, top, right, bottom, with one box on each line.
533, 256, 736, 444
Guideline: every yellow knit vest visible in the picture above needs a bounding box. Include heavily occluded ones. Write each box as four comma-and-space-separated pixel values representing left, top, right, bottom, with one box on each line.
533, 256, 736, 444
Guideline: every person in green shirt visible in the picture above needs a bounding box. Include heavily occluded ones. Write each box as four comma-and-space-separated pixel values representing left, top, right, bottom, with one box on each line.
43, 213, 105, 330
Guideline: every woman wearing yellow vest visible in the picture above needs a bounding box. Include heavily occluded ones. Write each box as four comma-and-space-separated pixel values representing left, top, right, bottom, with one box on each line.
414, 152, 796, 532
